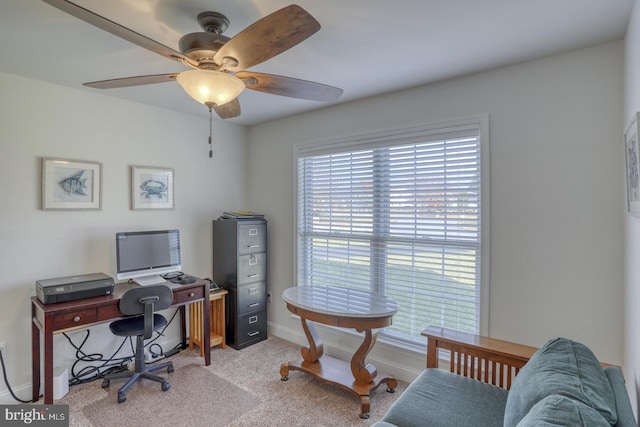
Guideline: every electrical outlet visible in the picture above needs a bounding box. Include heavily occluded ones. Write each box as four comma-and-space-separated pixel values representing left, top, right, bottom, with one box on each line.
0, 342, 5, 359
267, 291, 272, 303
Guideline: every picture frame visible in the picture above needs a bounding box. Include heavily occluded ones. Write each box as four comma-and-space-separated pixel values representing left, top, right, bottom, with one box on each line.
625, 113, 640, 216
131, 166, 174, 210
42, 158, 102, 210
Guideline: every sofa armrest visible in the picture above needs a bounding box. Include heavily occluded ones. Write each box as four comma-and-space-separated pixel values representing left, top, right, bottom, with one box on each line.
421, 326, 537, 389
603, 366, 637, 427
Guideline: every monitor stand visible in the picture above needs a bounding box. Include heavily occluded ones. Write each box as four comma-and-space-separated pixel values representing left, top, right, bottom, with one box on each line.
133, 275, 167, 286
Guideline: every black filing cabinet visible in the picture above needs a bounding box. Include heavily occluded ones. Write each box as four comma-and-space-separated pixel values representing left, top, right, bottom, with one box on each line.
213, 218, 267, 349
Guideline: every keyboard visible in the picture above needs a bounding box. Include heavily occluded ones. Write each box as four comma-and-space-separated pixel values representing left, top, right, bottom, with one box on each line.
133, 275, 167, 286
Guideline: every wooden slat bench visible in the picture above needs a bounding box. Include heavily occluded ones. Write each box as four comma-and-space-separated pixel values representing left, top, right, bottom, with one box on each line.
421, 326, 539, 390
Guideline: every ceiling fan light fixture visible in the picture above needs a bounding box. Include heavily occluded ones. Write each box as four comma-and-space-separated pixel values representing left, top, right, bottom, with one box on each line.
176, 70, 245, 107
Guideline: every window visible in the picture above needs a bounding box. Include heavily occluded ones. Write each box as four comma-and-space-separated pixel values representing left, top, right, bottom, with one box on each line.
296, 117, 489, 347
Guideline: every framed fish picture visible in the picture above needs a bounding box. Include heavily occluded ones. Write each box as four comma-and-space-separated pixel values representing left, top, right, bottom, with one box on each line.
42, 158, 102, 210
131, 166, 174, 210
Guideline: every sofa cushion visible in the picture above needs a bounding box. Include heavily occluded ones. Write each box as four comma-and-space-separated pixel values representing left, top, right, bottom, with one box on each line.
516, 395, 610, 426
380, 368, 508, 427
504, 337, 616, 426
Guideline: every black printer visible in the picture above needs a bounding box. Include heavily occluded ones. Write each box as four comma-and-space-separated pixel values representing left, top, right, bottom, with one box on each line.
36, 272, 115, 304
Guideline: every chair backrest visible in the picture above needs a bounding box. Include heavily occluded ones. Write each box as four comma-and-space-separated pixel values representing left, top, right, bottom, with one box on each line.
119, 285, 173, 339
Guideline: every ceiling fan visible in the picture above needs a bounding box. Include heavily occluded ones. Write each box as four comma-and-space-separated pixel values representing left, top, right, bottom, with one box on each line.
41, 0, 343, 121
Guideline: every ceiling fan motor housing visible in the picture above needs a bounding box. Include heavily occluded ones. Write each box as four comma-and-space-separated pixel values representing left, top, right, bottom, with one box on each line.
197, 11, 230, 34
179, 33, 230, 69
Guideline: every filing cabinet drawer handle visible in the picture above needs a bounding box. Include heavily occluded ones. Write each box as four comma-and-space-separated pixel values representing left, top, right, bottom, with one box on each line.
248, 331, 260, 337
248, 302, 259, 308
249, 316, 258, 324
247, 244, 260, 248
247, 274, 259, 278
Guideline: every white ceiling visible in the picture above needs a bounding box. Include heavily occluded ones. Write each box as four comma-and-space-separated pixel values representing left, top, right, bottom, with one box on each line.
0, 0, 633, 126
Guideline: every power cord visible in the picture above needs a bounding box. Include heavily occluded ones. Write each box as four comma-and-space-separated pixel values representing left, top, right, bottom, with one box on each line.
64, 307, 181, 385
0, 348, 34, 403
64, 330, 133, 385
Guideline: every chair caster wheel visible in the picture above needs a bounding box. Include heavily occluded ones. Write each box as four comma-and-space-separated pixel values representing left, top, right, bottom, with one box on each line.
167, 365, 174, 374
359, 413, 370, 419
161, 381, 170, 391
101, 379, 110, 388
281, 376, 288, 381
117, 392, 126, 403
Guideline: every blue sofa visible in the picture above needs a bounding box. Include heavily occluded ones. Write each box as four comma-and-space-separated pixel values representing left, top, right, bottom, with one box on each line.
373, 337, 636, 426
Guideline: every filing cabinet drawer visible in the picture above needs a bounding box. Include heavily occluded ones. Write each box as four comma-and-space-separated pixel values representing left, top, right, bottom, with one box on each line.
237, 282, 266, 316
237, 253, 266, 285
238, 223, 266, 255
53, 308, 97, 330
237, 310, 267, 346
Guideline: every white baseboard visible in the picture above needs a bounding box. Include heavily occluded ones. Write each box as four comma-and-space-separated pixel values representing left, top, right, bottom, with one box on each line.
0, 383, 32, 405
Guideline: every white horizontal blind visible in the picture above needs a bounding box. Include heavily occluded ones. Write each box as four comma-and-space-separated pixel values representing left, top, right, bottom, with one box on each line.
297, 123, 483, 344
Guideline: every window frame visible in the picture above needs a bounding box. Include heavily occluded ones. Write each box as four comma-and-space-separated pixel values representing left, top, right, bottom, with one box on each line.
293, 115, 491, 343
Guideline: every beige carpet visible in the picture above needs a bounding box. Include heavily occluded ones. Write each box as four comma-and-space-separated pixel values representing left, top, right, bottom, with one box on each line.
56, 336, 407, 426
82, 364, 260, 427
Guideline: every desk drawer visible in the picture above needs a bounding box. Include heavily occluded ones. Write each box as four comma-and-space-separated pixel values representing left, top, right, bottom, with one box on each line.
53, 308, 97, 330
174, 286, 204, 304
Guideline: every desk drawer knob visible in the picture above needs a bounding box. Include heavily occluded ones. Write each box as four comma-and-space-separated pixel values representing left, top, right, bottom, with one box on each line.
73, 316, 81, 322
189, 292, 195, 298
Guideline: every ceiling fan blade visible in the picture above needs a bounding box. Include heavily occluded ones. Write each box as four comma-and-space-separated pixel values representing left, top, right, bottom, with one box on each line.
236, 71, 343, 102
214, 5, 320, 72
83, 74, 179, 89
42, 0, 197, 67
214, 98, 241, 119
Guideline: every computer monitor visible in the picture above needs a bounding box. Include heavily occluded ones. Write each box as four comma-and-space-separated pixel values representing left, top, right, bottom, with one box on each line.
115, 229, 182, 284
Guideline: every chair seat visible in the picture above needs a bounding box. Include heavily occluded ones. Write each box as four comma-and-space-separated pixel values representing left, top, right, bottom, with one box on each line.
110, 314, 168, 337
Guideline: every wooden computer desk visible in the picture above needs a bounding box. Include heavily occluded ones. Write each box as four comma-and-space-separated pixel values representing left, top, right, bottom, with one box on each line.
31, 279, 211, 404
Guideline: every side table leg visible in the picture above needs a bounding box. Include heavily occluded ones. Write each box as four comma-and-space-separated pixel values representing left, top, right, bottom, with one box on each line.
350, 329, 378, 383
300, 317, 323, 363
359, 395, 371, 419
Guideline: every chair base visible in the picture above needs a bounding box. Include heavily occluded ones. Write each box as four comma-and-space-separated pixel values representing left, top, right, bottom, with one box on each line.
102, 360, 174, 403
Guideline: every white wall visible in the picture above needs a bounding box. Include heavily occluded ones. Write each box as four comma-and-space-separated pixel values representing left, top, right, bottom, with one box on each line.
0, 71, 248, 401
624, 0, 640, 419
248, 41, 624, 381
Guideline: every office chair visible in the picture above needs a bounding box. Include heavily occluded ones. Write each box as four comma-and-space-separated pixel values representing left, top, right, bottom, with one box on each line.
101, 284, 174, 403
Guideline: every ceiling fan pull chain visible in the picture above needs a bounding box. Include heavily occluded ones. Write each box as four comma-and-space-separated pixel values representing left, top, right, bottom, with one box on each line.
208, 104, 214, 158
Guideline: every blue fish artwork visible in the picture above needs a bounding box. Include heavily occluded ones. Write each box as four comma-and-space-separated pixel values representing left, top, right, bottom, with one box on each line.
140, 179, 168, 199
58, 170, 88, 196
